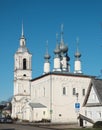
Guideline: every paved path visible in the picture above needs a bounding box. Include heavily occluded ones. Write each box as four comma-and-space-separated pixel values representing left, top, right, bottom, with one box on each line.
0, 123, 81, 130
20, 122, 80, 129
0, 123, 52, 130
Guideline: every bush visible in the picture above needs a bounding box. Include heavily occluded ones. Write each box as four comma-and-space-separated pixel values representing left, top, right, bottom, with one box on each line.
93, 121, 102, 128
34, 119, 51, 123
41, 118, 51, 122
22, 120, 29, 122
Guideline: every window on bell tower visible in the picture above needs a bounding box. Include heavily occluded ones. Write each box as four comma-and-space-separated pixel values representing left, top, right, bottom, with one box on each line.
23, 58, 27, 70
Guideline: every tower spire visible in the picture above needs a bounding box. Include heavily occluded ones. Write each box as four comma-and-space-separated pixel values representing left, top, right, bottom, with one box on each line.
61, 24, 64, 42
19, 22, 26, 47
74, 37, 82, 74
44, 40, 51, 74
44, 40, 50, 60
53, 33, 61, 72
21, 22, 24, 37
76, 37, 79, 53
75, 37, 81, 60
54, 33, 60, 56
59, 24, 70, 72
56, 33, 58, 44
46, 40, 48, 55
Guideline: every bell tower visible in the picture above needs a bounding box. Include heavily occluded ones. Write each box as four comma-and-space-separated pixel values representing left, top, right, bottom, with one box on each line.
14, 24, 32, 98
12, 24, 32, 119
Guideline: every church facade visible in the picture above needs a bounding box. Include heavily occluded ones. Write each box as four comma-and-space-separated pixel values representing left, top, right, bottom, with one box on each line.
12, 24, 102, 126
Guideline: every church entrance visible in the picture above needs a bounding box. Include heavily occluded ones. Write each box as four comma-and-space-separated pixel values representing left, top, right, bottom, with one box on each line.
79, 118, 83, 127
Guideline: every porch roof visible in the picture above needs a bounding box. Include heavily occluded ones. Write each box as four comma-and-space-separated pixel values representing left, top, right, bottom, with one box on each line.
29, 103, 46, 108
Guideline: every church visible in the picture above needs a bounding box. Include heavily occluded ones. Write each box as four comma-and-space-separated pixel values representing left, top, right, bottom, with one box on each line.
11, 24, 102, 127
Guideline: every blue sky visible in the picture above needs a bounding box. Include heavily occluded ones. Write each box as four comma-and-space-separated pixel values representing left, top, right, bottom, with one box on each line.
0, 0, 102, 101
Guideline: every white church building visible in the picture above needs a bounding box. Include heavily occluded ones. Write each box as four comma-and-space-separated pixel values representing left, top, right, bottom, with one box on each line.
11, 24, 102, 127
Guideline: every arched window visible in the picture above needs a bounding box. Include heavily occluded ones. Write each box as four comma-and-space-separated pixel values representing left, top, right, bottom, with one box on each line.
73, 88, 76, 95
63, 87, 66, 95
23, 58, 26, 70
82, 89, 85, 96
